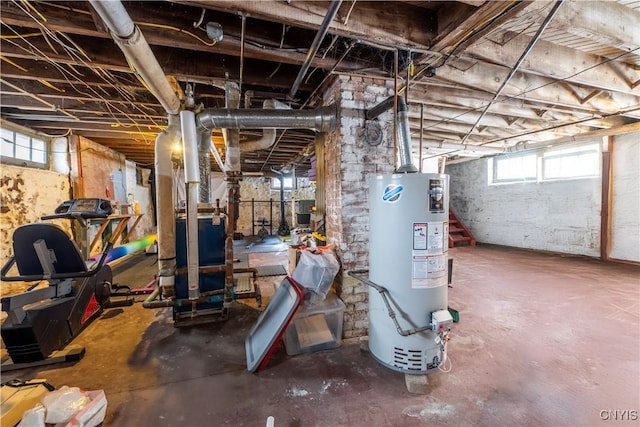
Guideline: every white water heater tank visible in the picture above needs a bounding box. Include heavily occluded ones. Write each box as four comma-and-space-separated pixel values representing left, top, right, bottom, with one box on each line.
368, 173, 449, 374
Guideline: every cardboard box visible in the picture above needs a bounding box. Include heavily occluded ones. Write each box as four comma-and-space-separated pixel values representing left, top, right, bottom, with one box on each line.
288, 245, 303, 274
283, 292, 345, 356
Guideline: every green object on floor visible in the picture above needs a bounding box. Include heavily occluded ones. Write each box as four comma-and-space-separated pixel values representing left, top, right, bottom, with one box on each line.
448, 307, 460, 323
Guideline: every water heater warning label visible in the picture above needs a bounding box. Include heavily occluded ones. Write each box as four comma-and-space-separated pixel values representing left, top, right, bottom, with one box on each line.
413, 223, 427, 250
427, 222, 444, 252
413, 222, 446, 254
411, 254, 447, 288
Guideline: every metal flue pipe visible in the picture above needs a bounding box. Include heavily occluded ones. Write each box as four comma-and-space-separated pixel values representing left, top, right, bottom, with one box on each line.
196, 104, 338, 132
396, 96, 419, 173
239, 99, 291, 152
289, 0, 343, 99
89, 0, 181, 115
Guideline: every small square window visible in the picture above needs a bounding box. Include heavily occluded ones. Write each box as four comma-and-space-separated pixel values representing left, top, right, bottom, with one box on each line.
272, 176, 295, 190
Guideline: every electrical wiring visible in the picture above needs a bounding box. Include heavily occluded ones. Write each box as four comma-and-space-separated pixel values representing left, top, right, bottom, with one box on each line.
0, 56, 29, 72
437, 335, 452, 373
7, 1, 165, 131
0, 32, 43, 39
136, 21, 217, 47
39, 1, 215, 48
415, 45, 640, 144
404, 2, 640, 149
268, 24, 289, 79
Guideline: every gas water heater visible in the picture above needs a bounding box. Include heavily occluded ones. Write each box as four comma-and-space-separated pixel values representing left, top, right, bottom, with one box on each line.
368, 173, 452, 374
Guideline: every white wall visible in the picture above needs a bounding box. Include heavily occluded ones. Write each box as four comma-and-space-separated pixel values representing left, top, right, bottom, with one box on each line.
610, 133, 640, 262
447, 157, 601, 257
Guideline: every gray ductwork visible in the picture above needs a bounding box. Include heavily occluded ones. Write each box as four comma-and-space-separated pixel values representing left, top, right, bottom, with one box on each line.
223, 82, 242, 172
89, 0, 181, 115
239, 99, 291, 153
396, 97, 419, 173
197, 104, 338, 132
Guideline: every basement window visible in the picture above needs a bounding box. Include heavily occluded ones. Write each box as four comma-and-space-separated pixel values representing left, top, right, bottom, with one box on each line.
1, 126, 48, 168
271, 176, 295, 190
489, 142, 601, 185
541, 143, 600, 180
490, 153, 537, 183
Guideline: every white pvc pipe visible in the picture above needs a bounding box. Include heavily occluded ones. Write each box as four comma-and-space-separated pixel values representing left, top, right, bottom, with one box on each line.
179, 110, 201, 300
88, 0, 134, 37
89, 0, 181, 115
180, 110, 199, 183
423, 140, 504, 154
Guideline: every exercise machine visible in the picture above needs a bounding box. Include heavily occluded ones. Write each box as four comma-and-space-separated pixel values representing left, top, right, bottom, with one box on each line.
1, 222, 114, 366
0, 198, 136, 367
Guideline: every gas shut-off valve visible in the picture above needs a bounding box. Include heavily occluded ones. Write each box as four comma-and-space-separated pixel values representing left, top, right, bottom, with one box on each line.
431, 309, 453, 333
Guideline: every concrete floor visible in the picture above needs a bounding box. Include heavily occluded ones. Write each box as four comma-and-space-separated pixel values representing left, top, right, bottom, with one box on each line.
2, 243, 639, 426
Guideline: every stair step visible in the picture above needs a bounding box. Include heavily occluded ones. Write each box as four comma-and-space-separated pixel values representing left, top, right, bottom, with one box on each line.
449, 208, 476, 248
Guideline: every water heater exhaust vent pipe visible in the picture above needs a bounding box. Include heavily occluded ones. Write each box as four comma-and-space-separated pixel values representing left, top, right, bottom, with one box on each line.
396, 96, 419, 174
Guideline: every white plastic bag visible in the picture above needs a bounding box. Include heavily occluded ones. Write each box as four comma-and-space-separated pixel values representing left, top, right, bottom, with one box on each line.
17, 403, 46, 427
65, 390, 108, 427
42, 386, 91, 424
292, 248, 340, 305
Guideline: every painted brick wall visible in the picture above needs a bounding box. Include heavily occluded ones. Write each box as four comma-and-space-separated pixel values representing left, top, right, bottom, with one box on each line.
447, 155, 602, 256
323, 75, 396, 338
610, 132, 640, 262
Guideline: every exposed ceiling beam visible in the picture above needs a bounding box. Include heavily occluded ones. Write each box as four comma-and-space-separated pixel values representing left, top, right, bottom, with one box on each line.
0, 34, 316, 92
0, 1, 364, 72
434, 58, 640, 117
175, 0, 437, 51
414, 0, 529, 66
466, 30, 640, 96
553, 0, 640, 51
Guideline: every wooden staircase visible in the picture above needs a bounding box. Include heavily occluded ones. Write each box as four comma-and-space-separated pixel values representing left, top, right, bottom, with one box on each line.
449, 209, 476, 248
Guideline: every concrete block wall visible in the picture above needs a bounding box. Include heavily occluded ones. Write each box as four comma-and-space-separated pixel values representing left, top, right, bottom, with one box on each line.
323, 75, 396, 338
